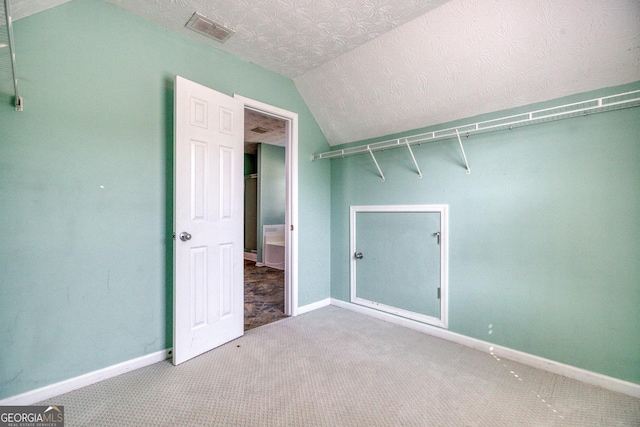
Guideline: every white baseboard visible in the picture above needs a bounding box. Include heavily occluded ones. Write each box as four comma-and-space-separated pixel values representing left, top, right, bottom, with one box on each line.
2, 298, 332, 404
0, 348, 172, 406
5, 300, 639, 404
330, 299, 640, 399
244, 252, 257, 262
297, 298, 331, 315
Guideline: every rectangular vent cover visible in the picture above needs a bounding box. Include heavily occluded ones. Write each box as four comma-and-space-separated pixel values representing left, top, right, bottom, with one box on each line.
186, 12, 234, 43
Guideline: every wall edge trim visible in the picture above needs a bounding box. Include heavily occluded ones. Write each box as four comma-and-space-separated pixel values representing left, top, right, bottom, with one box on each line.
329, 299, 640, 399
0, 349, 172, 405
4, 297, 637, 404
2, 297, 332, 404
297, 298, 331, 315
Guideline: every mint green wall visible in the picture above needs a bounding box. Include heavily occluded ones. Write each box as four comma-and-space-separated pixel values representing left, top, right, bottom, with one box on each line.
244, 153, 257, 176
355, 212, 441, 318
0, 0, 331, 399
256, 144, 286, 263
244, 154, 258, 252
331, 83, 640, 385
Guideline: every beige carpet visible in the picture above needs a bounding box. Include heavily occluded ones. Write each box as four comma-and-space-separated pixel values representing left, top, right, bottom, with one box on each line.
40, 306, 639, 426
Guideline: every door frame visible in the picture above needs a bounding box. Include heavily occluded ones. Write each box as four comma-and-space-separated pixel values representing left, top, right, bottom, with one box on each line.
234, 95, 299, 317
350, 204, 449, 328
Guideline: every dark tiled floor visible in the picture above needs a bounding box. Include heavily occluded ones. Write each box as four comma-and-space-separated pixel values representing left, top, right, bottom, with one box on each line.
244, 260, 287, 331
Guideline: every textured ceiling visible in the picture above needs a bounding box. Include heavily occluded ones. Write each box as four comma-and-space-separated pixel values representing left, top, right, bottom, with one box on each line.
102, 0, 450, 79
9, 0, 72, 20
295, 0, 640, 145
10, 0, 640, 147
244, 109, 286, 154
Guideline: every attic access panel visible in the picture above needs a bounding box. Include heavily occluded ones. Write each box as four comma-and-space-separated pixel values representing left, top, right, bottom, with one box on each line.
350, 205, 449, 328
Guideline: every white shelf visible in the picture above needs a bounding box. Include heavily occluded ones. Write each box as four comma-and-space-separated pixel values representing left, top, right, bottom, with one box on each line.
311, 90, 640, 161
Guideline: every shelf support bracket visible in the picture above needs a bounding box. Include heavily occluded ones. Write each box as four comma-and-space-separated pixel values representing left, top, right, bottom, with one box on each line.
455, 129, 471, 174
367, 145, 385, 182
404, 138, 422, 178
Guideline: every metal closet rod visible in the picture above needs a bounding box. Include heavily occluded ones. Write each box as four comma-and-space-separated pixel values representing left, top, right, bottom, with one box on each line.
3, 0, 22, 111
311, 89, 640, 162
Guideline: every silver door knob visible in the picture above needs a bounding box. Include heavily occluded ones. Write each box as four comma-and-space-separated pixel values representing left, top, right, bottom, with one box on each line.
355, 252, 364, 260
179, 232, 192, 242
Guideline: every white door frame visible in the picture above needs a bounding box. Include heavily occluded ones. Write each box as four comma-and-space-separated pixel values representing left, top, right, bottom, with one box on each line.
234, 95, 299, 317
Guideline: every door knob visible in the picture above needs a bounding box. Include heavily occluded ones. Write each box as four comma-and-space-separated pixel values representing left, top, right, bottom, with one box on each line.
179, 232, 192, 242
355, 252, 364, 260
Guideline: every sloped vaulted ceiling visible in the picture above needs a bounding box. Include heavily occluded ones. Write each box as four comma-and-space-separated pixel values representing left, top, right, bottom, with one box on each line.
294, 0, 640, 145
11, 0, 640, 147
9, 0, 72, 20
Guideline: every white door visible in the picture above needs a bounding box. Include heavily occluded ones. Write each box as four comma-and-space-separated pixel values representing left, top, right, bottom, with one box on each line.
173, 76, 244, 365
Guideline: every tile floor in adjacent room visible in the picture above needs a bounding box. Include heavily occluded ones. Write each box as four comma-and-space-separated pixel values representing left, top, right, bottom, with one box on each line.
244, 259, 287, 331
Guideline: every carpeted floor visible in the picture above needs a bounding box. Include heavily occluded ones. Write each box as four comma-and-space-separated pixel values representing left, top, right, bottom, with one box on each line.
39, 306, 639, 426
244, 260, 287, 331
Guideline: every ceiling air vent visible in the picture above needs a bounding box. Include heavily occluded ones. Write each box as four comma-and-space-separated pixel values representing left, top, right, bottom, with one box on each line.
186, 12, 234, 43
251, 127, 269, 134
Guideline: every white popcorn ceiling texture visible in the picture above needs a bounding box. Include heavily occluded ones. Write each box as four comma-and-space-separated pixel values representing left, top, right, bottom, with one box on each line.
244, 109, 286, 146
101, 0, 450, 79
13, 0, 640, 147
295, 0, 640, 145
9, 0, 72, 20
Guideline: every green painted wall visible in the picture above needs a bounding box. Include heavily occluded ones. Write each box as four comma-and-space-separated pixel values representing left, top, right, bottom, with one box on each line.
2, 0, 635, 401
331, 82, 640, 385
244, 153, 257, 176
0, 0, 331, 399
355, 211, 441, 318
244, 154, 258, 252
256, 144, 286, 263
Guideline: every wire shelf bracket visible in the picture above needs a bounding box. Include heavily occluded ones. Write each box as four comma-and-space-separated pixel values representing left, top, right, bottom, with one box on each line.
455, 129, 471, 174
311, 90, 640, 171
404, 138, 423, 178
368, 145, 385, 182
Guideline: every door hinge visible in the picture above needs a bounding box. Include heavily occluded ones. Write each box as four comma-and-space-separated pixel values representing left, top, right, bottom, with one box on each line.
172, 232, 176, 240
433, 231, 441, 245
437, 288, 441, 299
291, 224, 294, 231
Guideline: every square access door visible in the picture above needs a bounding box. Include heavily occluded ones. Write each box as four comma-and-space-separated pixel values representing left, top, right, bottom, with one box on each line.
350, 205, 448, 328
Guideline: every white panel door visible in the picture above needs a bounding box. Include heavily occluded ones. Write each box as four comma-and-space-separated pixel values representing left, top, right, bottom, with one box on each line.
173, 76, 244, 365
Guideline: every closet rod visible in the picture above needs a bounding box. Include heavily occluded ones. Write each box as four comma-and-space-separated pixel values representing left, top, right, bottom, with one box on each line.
311, 89, 640, 161
3, 0, 22, 111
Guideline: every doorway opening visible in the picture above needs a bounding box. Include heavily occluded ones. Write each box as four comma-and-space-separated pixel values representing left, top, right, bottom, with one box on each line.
243, 110, 286, 330
236, 95, 299, 330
